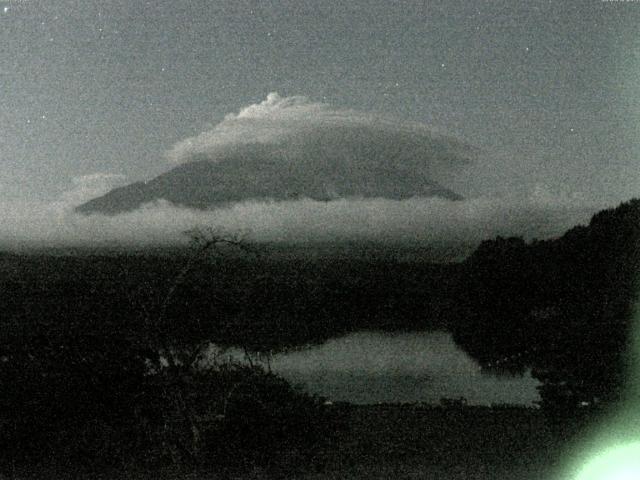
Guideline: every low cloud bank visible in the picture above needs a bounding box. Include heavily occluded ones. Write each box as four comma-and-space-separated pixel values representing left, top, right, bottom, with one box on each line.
60, 173, 128, 206
0, 187, 604, 256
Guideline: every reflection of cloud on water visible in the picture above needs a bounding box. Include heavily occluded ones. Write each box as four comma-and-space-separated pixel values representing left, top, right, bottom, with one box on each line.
267, 332, 540, 405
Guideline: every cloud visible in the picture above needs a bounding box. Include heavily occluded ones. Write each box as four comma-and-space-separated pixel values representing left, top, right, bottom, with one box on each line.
0, 186, 604, 258
60, 173, 127, 206
164, 93, 476, 190
165, 93, 357, 162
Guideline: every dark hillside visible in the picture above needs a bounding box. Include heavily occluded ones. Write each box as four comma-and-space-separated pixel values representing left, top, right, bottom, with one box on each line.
451, 198, 640, 421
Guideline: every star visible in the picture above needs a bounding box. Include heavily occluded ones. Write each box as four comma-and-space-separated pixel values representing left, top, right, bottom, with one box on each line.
3, 7, 8, 13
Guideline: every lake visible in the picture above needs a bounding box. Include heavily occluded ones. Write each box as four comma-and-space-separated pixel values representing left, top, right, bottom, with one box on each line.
218, 331, 541, 406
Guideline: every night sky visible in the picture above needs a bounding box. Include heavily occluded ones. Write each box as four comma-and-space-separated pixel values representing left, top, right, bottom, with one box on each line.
1, 0, 639, 205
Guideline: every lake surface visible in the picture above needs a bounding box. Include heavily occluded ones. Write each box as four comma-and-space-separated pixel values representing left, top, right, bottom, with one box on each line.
250, 331, 541, 405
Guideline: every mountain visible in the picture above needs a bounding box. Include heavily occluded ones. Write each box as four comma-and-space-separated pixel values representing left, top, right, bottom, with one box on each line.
76, 138, 465, 215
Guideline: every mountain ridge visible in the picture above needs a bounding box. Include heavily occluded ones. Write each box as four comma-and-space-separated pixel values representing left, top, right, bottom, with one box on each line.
76, 157, 463, 215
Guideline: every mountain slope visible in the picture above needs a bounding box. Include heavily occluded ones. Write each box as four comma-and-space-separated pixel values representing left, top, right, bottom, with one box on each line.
76, 152, 463, 215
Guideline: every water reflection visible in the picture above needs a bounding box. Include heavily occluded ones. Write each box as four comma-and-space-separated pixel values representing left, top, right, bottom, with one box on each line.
262, 331, 540, 405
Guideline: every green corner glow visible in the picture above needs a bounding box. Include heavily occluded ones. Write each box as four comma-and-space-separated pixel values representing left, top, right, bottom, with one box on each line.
562, 298, 640, 479
575, 442, 640, 480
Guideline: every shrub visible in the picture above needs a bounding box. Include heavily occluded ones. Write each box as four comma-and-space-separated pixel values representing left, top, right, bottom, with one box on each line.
0, 334, 340, 478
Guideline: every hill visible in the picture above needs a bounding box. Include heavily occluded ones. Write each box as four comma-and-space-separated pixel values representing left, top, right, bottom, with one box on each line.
451, 198, 640, 417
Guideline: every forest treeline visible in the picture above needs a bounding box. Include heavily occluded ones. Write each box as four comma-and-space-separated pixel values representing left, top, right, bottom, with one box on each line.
451, 198, 640, 421
0, 252, 459, 352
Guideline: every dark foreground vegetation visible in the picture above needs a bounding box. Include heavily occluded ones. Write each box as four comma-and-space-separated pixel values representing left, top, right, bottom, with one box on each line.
0, 198, 639, 477
0, 236, 347, 478
1, 358, 339, 478
301, 403, 565, 480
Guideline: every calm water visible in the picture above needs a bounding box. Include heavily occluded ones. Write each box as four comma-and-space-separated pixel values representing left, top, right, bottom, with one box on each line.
234, 331, 540, 406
